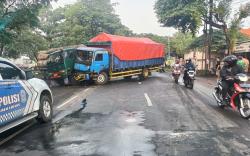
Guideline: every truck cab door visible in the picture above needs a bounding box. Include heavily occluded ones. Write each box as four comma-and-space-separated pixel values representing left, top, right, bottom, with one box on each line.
91, 51, 109, 74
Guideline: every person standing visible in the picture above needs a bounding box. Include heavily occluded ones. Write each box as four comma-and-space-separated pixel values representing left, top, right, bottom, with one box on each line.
215, 57, 221, 80
237, 56, 245, 70
242, 56, 249, 73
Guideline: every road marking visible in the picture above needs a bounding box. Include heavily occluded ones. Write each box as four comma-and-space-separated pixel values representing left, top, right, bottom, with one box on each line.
56, 95, 78, 109
56, 88, 90, 109
0, 122, 34, 146
144, 93, 153, 107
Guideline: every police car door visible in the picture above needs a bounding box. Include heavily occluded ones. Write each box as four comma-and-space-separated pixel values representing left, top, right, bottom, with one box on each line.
0, 62, 32, 126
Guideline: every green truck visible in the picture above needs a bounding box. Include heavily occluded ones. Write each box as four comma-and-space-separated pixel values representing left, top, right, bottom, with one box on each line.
46, 48, 76, 85
37, 46, 82, 86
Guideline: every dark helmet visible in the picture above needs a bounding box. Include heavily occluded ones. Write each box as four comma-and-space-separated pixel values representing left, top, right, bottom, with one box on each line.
186, 58, 191, 63
222, 55, 237, 67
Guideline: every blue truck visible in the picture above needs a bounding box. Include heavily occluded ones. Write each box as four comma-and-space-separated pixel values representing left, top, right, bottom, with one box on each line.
72, 33, 165, 85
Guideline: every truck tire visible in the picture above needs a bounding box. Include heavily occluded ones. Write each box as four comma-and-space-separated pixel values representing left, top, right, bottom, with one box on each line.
37, 95, 53, 123
95, 72, 108, 85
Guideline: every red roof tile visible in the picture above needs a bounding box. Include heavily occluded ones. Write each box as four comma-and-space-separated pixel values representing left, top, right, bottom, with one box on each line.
240, 28, 250, 37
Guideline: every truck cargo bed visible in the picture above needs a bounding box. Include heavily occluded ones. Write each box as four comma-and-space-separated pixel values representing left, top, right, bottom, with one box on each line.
113, 56, 164, 70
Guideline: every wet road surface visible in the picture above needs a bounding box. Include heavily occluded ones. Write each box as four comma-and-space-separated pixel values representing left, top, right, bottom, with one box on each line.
1, 73, 250, 156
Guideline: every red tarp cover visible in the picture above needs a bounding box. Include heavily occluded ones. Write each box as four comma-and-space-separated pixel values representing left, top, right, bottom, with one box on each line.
89, 33, 165, 61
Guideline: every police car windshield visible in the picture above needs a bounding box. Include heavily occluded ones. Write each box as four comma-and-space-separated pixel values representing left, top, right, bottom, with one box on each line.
0, 62, 21, 80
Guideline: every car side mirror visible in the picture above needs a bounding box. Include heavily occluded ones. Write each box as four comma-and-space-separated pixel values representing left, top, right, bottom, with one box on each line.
20, 70, 27, 80
23, 69, 34, 80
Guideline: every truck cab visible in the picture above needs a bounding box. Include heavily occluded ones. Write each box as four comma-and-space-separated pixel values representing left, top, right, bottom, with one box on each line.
74, 47, 110, 84
47, 48, 76, 85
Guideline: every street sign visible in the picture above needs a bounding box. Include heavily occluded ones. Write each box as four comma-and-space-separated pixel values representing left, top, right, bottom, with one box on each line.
234, 41, 250, 53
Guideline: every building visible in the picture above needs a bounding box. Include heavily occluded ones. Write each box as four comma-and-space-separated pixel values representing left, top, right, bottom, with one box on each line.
240, 28, 250, 37
184, 49, 218, 70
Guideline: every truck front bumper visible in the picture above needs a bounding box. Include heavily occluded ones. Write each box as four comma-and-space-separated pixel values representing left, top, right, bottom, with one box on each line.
74, 73, 90, 81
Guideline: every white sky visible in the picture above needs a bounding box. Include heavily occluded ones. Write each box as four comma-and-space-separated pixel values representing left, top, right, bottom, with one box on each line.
51, 0, 250, 36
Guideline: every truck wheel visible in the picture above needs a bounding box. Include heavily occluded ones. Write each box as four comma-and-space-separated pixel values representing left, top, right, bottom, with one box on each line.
95, 72, 108, 85
37, 95, 53, 123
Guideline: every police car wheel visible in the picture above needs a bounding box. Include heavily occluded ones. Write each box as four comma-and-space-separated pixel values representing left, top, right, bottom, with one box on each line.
37, 95, 52, 123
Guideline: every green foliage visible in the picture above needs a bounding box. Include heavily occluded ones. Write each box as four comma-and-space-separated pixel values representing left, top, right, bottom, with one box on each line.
214, 1, 250, 53
39, 0, 133, 48
154, 0, 206, 35
155, 0, 250, 54
188, 30, 250, 52
0, 0, 52, 56
4, 28, 49, 59
171, 32, 195, 55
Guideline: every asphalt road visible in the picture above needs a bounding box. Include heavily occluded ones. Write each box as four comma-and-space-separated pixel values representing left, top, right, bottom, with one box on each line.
1, 72, 250, 156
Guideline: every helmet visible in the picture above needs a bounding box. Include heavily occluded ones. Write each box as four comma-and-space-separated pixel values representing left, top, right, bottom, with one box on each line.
186, 59, 191, 63
222, 55, 237, 67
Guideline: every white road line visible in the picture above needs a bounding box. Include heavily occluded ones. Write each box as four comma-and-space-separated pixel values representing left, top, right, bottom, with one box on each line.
56, 88, 90, 109
56, 95, 78, 109
144, 93, 153, 107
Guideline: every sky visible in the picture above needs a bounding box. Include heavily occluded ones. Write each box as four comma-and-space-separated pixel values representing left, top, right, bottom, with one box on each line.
51, 0, 250, 37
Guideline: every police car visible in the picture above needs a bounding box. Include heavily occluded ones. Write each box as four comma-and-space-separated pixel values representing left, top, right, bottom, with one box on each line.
0, 57, 53, 133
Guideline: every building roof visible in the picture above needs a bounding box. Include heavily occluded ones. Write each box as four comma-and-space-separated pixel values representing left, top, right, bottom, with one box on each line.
240, 28, 250, 37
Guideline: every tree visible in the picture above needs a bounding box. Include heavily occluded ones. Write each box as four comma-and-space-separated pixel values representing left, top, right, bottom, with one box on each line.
171, 32, 195, 56
4, 28, 49, 59
155, 0, 250, 54
154, 0, 207, 35
0, 0, 52, 56
212, 1, 250, 54
39, 0, 133, 48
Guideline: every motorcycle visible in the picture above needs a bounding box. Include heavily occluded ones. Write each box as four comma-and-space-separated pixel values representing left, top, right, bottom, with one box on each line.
172, 67, 181, 84
213, 73, 250, 119
184, 68, 195, 89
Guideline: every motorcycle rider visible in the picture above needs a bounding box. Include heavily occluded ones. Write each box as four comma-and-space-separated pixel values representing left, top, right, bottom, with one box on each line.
172, 59, 181, 76
172, 59, 181, 70
183, 59, 195, 82
220, 55, 245, 104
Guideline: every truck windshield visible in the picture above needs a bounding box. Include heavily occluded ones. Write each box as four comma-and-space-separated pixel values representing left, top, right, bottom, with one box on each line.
76, 50, 93, 65
48, 51, 64, 64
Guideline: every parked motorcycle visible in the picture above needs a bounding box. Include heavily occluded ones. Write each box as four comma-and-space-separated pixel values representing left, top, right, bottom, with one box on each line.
213, 73, 250, 119
184, 68, 195, 89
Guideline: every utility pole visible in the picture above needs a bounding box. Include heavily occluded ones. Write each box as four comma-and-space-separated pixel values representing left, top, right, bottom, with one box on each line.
208, 0, 213, 69
204, 21, 208, 72
168, 37, 171, 59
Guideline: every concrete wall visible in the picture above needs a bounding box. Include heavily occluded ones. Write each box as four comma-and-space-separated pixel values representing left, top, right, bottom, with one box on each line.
184, 49, 217, 70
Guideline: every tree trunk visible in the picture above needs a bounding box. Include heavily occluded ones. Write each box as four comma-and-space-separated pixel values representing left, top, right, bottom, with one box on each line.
222, 26, 231, 55
0, 45, 4, 57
